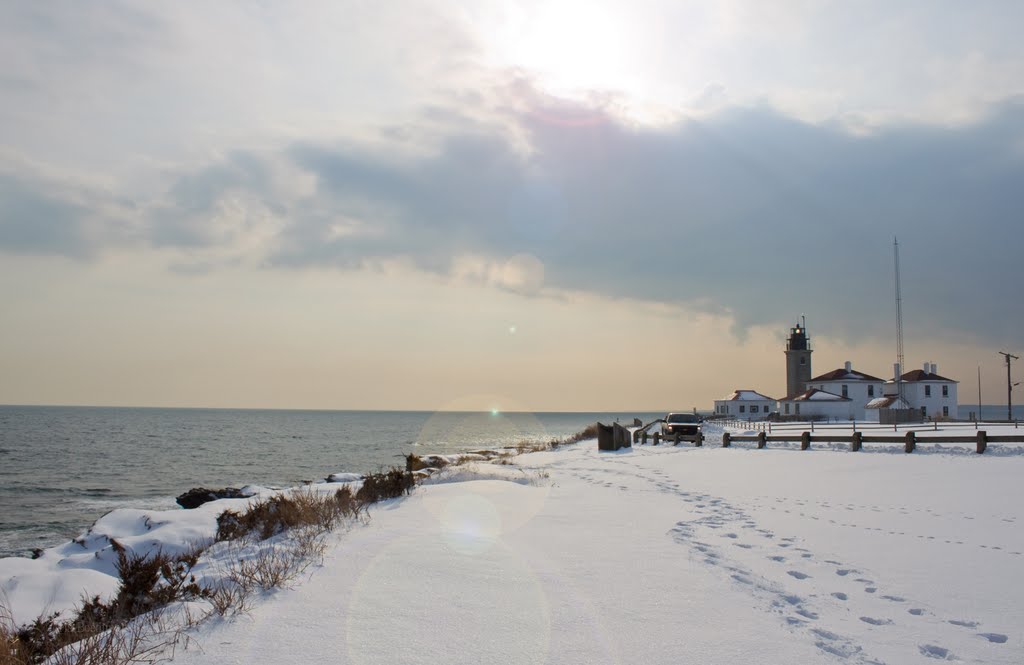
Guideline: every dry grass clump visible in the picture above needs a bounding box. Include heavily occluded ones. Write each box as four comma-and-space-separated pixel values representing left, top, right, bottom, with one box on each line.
216, 486, 362, 542
1, 600, 28, 665
507, 423, 602, 456
0, 547, 204, 665
355, 468, 415, 504
205, 476, 409, 615
205, 486, 370, 615
2, 471, 413, 660
15, 611, 187, 665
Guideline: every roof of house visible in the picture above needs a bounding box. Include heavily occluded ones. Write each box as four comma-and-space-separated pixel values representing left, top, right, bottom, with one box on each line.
865, 396, 912, 410
718, 389, 776, 402
898, 369, 957, 383
781, 388, 851, 402
809, 368, 885, 383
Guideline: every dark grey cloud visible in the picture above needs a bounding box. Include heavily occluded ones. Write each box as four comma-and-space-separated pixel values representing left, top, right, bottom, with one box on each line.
3, 90, 1022, 348
272, 96, 1024, 346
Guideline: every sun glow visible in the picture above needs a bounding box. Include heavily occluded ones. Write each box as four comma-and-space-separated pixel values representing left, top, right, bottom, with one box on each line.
489, 1, 637, 96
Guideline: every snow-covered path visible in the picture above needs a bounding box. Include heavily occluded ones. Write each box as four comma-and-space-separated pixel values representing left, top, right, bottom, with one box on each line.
167, 441, 1022, 664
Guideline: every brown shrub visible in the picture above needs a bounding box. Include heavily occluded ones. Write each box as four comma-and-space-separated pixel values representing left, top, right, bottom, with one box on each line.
215, 487, 362, 542
4, 547, 205, 665
355, 468, 414, 504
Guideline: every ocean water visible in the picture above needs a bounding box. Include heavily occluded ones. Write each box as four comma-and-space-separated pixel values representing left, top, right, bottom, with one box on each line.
0, 406, 660, 558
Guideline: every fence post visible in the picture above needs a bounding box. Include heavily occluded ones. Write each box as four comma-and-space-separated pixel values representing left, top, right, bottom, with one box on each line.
653, 432, 660, 446
801, 431, 811, 450
934, 419, 938, 431
976, 430, 987, 455
852, 420, 856, 433
904, 431, 916, 453
851, 431, 862, 452
695, 431, 703, 447
642, 431, 648, 444
757, 431, 766, 449
722, 431, 731, 448
673, 432, 680, 446
811, 420, 815, 432
768, 421, 772, 434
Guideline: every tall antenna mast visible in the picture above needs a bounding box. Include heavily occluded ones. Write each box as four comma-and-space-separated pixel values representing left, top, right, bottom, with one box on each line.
894, 238, 905, 402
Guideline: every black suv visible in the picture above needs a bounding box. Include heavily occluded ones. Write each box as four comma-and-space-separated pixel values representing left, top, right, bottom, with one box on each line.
661, 413, 702, 436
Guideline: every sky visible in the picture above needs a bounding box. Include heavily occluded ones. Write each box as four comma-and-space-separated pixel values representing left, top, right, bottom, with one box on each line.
1, 0, 1023, 412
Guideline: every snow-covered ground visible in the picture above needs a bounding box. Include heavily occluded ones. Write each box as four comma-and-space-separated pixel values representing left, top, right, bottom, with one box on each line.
3, 427, 1023, 663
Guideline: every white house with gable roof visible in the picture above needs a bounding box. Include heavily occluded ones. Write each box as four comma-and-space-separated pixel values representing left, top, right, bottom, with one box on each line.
805, 361, 886, 420
714, 390, 777, 419
779, 388, 854, 420
885, 362, 959, 419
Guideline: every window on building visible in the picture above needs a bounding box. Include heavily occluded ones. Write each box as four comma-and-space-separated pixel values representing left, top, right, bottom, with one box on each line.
739, 405, 746, 413
784, 403, 790, 414
868, 385, 875, 397
751, 405, 758, 413
943, 406, 949, 417
922, 406, 927, 416
925, 385, 931, 397
942, 385, 948, 397
795, 404, 800, 415
841, 385, 848, 398
800, 357, 806, 365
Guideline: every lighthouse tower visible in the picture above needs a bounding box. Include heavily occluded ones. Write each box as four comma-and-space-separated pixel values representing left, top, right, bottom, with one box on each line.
785, 319, 812, 398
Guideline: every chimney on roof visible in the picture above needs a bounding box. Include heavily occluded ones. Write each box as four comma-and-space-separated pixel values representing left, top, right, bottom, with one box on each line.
894, 362, 901, 380
845, 360, 852, 372
930, 363, 937, 375
923, 361, 930, 372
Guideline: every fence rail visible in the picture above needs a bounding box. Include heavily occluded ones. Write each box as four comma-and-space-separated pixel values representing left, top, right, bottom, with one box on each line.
715, 418, 1020, 433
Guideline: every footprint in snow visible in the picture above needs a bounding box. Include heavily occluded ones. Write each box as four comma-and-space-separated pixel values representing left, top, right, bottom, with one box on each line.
768, 555, 785, 562
948, 619, 979, 628
831, 592, 848, 601
860, 616, 892, 626
787, 571, 810, 580
978, 632, 1008, 644
881, 595, 906, 602
835, 569, 855, 577
919, 644, 954, 660
864, 587, 877, 594
908, 608, 926, 616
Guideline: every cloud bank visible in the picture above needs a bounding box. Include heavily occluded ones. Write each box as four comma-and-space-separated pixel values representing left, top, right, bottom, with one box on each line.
3, 82, 1024, 347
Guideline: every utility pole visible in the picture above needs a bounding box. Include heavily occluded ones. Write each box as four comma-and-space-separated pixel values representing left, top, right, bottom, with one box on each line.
999, 351, 1019, 421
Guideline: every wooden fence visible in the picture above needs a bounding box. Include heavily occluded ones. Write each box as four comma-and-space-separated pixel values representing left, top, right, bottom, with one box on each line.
632, 429, 704, 447
717, 429, 1024, 454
